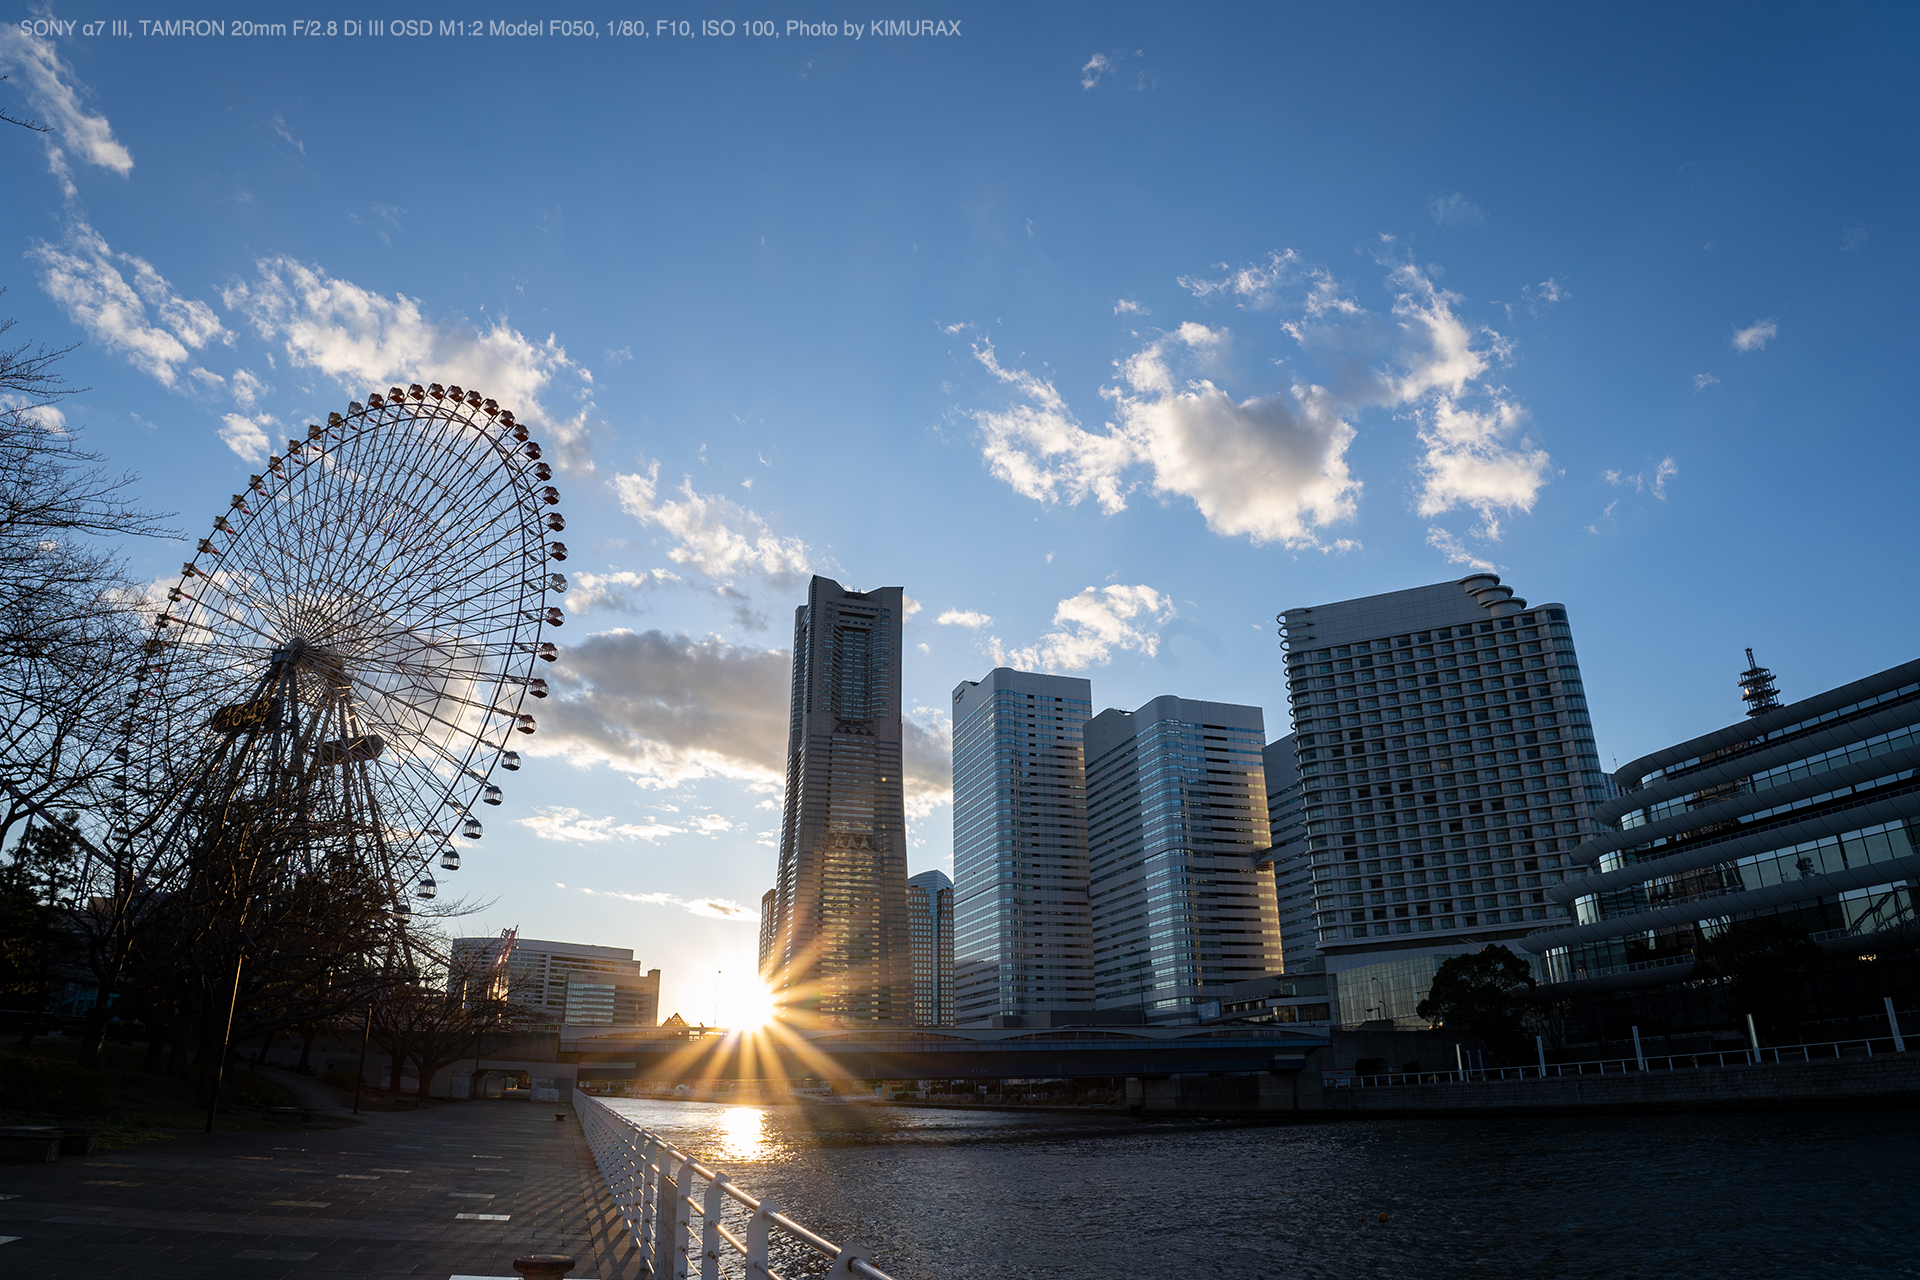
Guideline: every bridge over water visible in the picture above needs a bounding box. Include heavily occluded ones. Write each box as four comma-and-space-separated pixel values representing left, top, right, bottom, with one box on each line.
558, 1023, 1330, 1082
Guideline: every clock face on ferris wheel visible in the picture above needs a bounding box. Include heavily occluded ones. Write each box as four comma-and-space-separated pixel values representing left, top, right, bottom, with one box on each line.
132, 382, 568, 911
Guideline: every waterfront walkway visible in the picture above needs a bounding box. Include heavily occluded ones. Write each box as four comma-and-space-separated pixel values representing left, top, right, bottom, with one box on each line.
0, 1094, 641, 1279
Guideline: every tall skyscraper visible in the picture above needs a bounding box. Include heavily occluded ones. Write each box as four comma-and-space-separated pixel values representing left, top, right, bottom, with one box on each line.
950, 668, 1095, 1027
1277, 574, 1602, 1019
906, 869, 955, 1027
756, 888, 778, 980
767, 576, 913, 1025
1261, 734, 1319, 973
1084, 695, 1281, 1024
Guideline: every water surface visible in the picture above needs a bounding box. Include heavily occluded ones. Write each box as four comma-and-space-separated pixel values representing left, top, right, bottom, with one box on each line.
607, 1096, 1920, 1279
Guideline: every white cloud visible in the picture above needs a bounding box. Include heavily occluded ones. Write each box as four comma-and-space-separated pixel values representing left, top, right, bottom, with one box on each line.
577, 885, 758, 922
519, 806, 683, 843
1731, 318, 1777, 352
1523, 278, 1567, 314
29, 221, 230, 386
1080, 52, 1111, 89
567, 569, 681, 614
1692, 373, 1719, 392
1411, 396, 1550, 539
990, 584, 1174, 672
1427, 193, 1487, 227
269, 111, 304, 154
1114, 298, 1149, 316
690, 813, 735, 835
1108, 328, 1360, 545
937, 609, 992, 628
0, 26, 133, 195
218, 413, 272, 463
1842, 222, 1870, 252
1176, 250, 1296, 310
1427, 527, 1499, 572
970, 328, 1360, 547
223, 255, 596, 469
969, 341, 1137, 514
1605, 457, 1678, 500
612, 464, 813, 582
902, 594, 923, 620
230, 368, 269, 408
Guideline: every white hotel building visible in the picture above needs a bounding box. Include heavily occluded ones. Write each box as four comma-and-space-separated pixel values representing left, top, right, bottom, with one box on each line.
1277, 575, 1607, 1021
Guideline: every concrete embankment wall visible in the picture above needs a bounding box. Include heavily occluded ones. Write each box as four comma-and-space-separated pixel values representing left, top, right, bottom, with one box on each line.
1129, 1051, 1920, 1117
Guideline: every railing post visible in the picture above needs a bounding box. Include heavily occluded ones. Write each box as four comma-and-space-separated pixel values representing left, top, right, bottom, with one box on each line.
1631, 1025, 1646, 1072
667, 1151, 694, 1279
701, 1174, 731, 1280
639, 1135, 660, 1269
1887, 996, 1907, 1053
746, 1198, 780, 1278
1746, 1013, 1761, 1065
1535, 1035, 1547, 1078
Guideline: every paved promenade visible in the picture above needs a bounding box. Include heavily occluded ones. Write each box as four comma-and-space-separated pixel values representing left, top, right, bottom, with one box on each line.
0, 1094, 642, 1279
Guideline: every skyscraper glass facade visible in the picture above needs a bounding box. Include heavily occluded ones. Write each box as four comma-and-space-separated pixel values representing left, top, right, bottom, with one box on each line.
1260, 734, 1318, 973
906, 868, 955, 1027
768, 576, 913, 1025
950, 669, 1094, 1026
1085, 696, 1281, 1024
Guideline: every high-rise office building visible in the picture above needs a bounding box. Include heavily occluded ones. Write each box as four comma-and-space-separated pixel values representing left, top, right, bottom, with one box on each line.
1261, 734, 1318, 973
449, 936, 660, 1030
950, 668, 1095, 1027
767, 576, 913, 1025
756, 888, 778, 980
1084, 696, 1282, 1024
1277, 574, 1603, 1020
906, 869, 955, 1027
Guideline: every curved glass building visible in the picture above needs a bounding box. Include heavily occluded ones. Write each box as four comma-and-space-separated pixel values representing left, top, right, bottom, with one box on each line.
1527, 658, 1920, 989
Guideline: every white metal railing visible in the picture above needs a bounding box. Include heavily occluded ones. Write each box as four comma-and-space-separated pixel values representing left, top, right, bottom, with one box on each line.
574, 1089, 895, 1280
1327, 1035, 1908, 1088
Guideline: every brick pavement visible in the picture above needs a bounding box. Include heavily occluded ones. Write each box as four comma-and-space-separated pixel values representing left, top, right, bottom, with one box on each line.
0, 1098, 644, 1279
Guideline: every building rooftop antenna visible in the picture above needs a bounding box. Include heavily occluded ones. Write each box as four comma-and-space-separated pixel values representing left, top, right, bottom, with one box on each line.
1738, 647, 1782, 717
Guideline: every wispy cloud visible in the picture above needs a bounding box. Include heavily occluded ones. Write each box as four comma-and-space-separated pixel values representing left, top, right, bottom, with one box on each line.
224, 255, 596, 469
1427, 527, 1498, 572
519, 805, 683, 843
566, 569, 681, 615
0, 26, 133, 196
1692, 373, 1719, 392
1731, 318, 1778, 352
1114, 298, 1149, 316
269, 110, 304, 154
217, 412, 272, 463
1605, 457, 1678, 500
990, 584, 1174, 672
576, 884, 758, 921
30, 221, 230, 386
1176, 250, 1296, 310
936, 609, 992, 628
1427, 193, 1486, 228
969, 325, 1360, 548
1841, 222, 1870, 252
612, 464, 812, 582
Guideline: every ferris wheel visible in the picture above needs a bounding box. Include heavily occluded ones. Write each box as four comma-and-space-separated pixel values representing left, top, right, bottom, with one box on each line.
126, 382, 566, 915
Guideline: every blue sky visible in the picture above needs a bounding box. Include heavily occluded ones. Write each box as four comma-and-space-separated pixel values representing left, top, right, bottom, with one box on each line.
4, 3, 1915, 1022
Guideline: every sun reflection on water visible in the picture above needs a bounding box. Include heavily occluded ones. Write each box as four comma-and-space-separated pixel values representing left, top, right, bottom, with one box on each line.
716, 1105, 770, 1163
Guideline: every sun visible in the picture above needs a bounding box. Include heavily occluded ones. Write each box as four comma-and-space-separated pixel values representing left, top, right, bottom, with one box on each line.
718, 976, 777, 1031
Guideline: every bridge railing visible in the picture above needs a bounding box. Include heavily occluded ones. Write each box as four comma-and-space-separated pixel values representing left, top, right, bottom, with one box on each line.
574, 1089, 895, 1280
1328, 1035, 1907, 1088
